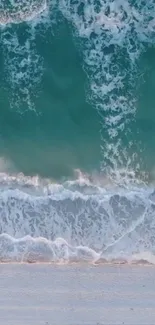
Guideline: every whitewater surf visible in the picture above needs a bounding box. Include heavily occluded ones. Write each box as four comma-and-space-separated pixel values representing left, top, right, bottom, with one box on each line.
0, 0, 155, 264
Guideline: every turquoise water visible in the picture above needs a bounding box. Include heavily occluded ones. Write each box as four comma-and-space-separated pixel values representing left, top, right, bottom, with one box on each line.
0, 14, 101, 179
0, 2, 155, 180
0, 1, 155, 263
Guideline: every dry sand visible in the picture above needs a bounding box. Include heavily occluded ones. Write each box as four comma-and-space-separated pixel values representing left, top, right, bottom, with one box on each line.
0, 264, 155, 325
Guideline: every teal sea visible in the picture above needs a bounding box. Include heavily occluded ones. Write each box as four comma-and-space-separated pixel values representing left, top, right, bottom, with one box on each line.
0, 0, 155, 264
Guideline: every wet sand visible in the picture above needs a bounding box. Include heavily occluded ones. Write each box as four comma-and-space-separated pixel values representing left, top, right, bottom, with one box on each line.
0, 264, 155, 325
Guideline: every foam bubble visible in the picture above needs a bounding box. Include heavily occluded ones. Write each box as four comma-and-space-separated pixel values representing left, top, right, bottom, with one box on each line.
59, 0, 155, 175
0, 0, 47, 25
0, 234, 101, 263
0, 233, 155, 264
1, 1, 155, 166
0, 172, 155, 263
1, 22, 44, 111
0, 0, 51, 111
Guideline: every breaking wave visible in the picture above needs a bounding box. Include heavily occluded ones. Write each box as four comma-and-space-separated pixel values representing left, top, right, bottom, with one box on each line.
0, 171, 155, 264
0, 1, 155, 264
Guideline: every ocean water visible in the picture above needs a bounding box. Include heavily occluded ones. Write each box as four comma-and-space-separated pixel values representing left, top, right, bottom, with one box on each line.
0, 0, 155, 264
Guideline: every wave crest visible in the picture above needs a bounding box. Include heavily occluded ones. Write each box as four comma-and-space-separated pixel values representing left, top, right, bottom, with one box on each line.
0, 172, 155, 264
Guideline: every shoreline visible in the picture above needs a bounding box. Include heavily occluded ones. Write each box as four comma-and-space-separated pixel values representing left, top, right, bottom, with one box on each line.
0, 260, 154, 266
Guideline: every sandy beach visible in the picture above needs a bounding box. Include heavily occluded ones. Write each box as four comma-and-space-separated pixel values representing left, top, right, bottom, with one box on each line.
0, 264, 154, 325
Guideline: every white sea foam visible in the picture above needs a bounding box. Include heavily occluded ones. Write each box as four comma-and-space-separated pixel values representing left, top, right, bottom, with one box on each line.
0, 171, 154, 264
0, 0, 47, 25
0, 0, 50, 111
1, 24, 45, 111
59, 0, 155, 173
0, 2, 155, 264
1, 0, 155, 152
